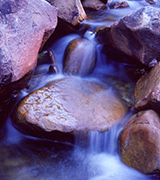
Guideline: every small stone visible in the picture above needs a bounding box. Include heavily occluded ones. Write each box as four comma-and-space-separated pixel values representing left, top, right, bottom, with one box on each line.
48, 50, 57, 64
111, 1, 129, 9
48, 64, 59, 74
148, 58, 158, 68
82, 0, 106, 11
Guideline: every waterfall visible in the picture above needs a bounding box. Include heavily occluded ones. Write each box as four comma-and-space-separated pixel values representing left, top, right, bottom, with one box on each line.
88, 112, 133, 154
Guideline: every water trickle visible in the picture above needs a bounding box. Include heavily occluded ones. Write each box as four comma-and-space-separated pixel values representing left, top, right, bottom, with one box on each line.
88, 112, 133, 154
50, 34, 81, 73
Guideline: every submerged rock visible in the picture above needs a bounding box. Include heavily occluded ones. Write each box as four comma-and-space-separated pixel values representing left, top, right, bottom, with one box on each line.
11, 77, 127, 142
119, 110, 160, 175
46, 0, 86, 26
63, 38, 97, 77
134, 62, 160, 113
0, 0, 57, 91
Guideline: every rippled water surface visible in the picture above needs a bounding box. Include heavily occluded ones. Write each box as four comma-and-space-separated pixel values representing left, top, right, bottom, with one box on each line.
0, 1, 160, 179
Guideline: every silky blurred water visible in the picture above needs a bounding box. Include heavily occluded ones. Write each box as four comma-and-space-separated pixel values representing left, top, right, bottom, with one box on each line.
0, 1, 160, 179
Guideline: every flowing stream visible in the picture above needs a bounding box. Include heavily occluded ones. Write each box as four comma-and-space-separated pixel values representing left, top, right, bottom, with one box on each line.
0, 1, 160, 179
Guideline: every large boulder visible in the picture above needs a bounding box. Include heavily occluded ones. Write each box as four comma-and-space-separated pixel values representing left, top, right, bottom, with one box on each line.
119, 110, 160, 175
106, 6, 160, 66
0, 0, 57, 90
134, 62, 160, 113
11, 77, 127, 142
46, 0, 86, 26
63, 38, 96, 76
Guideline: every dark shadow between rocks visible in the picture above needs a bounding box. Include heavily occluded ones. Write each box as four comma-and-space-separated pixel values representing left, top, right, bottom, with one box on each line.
42, 18, 76, 52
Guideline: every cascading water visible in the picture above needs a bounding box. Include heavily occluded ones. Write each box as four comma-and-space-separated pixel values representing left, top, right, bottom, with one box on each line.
0, 1, 160, 180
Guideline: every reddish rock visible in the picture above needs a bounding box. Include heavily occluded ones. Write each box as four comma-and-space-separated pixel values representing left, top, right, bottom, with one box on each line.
0, 0, 57, 89
134, 62, 160, 113
82, 0, 106, 11
110, 1, 129, 9
63, 38, 96, 76
11, 77, 127, 142
109, 6, 160, 66
119, 110, 160, 175
46, 0, 86, 26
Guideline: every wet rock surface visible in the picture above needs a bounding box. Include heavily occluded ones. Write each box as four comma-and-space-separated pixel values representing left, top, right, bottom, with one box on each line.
134, 62, 160, 113
1, 0, 160, 179
63, 38, 96, 76
0, 0, 57, 89
82, 0, 106, 11
145, 0, 156, 4
46, 0, 86, 25
100, 6, 160, 66
111, 6, 160, 65
109, 1, 129, 9
119, 110, 160, 175
11, 77, 127, 141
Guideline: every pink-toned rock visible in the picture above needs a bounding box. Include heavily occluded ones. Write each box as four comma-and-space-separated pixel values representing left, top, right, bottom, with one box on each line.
46, 0, 86, 25
134, 62, 160, 112
109, 6, 160, 66
119, 110, 160, 175
82, 0, 106, 11
0, 0, 57, 89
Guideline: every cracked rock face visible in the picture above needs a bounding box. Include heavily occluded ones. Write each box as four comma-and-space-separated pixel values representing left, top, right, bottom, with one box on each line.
109, 6, 160, 66
0, 0, 57, 89
11, 77, 127, 141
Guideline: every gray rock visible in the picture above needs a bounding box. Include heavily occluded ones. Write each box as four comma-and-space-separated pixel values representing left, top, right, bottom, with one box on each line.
102, 6, 160, 66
